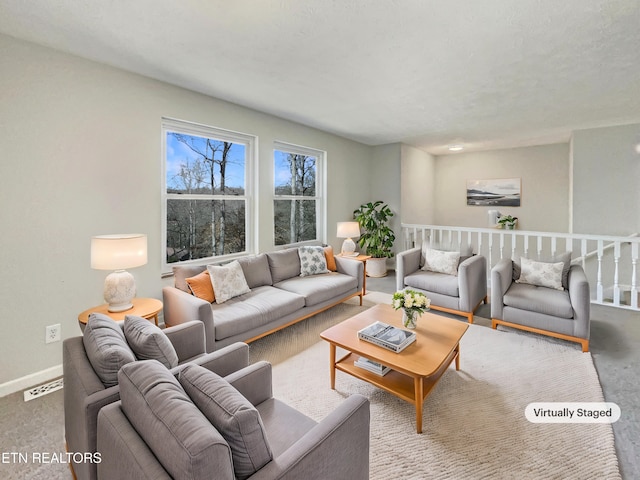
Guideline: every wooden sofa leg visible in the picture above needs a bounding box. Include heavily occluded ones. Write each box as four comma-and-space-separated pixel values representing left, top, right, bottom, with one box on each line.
467, 313, 474, 324
491, 319, 498, 329
581, 339, 589, 353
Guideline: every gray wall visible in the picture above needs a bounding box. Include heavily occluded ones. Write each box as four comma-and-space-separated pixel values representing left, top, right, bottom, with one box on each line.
400, 144, 436, 225
571, 124, 640, 236
0, 34, 373, 388
433, 144, 571, 232
370, 143, 402, 260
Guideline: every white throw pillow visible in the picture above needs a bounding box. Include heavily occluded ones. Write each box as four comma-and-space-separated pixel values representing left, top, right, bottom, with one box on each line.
516, 257, 564, 290
207, 261, 251, 304
298, 246, 330, 277
421, 248, 460, 276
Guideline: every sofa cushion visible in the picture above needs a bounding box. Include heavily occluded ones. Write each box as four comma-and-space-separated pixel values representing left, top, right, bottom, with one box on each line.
83, 313, 136, 388
237, 254, 273, 288
123, 315, 178, 369
324, 246, 337, 272
179, 364, 273, 480
213, 286, 306, 340
513, 252, 571, 289
516, 257, 564, 291
256, 398, 318, 457
173, 265, 207, 293
266, 249, 301, 283
118, 361, 235, 480
404, 270, 460, 297
298, 246, 330, 276
275, 272, 357, 306
185, 270, 215, 303
504, 283, 574, 319
208, 261, 251, 304
421, 248, 460, 276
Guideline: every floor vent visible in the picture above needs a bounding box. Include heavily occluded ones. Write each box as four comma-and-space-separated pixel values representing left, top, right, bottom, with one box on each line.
23, 378, 64, 402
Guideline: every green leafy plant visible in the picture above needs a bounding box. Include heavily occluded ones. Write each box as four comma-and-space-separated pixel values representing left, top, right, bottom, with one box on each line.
497, 214, 518, 229
353, 201, 396, 258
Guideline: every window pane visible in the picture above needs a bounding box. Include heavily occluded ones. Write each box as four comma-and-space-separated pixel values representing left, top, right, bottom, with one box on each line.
274, 151, 316, 197
167, 199, 245, 263
274, 199, 317, 245
166, 132, 245, 195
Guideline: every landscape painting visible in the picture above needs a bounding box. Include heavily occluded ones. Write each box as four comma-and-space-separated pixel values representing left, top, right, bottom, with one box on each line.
466, 178, 521, 206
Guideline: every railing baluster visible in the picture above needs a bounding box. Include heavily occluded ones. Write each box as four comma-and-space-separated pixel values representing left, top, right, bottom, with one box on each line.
597, 240, 604, 304
500, 232, 505, 260
488, 232, 494, 268
613, 242, 621, 306
537, 236, 543, 259
551, 237, 557, 257
524, 235, 529, 258
632, 243, 638, 309
581, 239, 588, 270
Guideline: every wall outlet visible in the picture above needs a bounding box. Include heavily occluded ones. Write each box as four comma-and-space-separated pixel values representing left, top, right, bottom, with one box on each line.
45, 324, 61, 344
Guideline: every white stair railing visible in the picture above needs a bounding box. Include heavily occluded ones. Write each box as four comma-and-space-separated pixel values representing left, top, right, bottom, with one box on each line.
401, 224, 640, 311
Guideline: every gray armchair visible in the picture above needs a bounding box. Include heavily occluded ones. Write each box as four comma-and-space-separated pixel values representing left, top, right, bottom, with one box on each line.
491, 258, 590, 352
63, 320, 249, 480
396, 247, 487, 323
97, 360, 371, 480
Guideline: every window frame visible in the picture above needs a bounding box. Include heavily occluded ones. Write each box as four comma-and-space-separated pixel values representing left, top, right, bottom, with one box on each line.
161, 117, 257, 274
272, 141, 326, 248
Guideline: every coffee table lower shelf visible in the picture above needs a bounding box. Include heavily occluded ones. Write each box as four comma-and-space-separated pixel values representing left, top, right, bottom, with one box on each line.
331, 347, 460, 433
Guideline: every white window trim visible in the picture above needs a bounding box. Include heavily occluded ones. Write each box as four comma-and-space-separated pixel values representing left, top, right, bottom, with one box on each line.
161, 117, 257, 274
273, 141, 326, 248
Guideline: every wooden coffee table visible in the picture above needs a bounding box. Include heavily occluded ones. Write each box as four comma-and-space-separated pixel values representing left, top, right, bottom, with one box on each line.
320, 304, 469, 433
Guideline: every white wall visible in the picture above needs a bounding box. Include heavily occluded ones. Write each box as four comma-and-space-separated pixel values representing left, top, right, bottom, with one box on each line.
0, 34, 373, 388
400, 144, 435, 224
370, 144, 402, 259
571, 124, 640, 236
433, 144, 571, 232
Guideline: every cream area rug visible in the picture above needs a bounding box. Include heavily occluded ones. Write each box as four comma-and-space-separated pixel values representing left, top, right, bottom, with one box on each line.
249, 294, 621, 480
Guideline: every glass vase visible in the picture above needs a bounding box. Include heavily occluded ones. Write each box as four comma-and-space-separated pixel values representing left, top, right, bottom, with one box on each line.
402, 309, 419, 329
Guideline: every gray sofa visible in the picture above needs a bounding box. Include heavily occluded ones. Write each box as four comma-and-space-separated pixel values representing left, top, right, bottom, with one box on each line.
163, 249, 364, 352
97, 359, 370, 480
63, 320, 249, 480
396, 247, 487, 323
491, 258, 591, 352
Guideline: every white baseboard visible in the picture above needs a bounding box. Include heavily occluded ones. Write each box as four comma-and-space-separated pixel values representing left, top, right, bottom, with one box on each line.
0, 364, 63, 398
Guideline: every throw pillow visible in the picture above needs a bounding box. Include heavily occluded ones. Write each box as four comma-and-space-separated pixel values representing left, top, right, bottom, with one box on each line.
298, 246, 330, 276
179, 364, 273, 480
237, 254, 273, 288
172, 265, 207, 293
207, 260, 251, 304
266, 248, 301, 283
516, 257, 565, 290
185, 270, 215, 303
118, 361, 234, 479
123, 315, 178, 369
82, 313, 136, 388
513, 252, 571, 290
421, 248, 460, 276
324, 245, 337, 272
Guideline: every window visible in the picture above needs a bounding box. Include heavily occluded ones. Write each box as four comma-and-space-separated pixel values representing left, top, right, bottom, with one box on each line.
273, 142, 325, 246
162, 118, 255, 271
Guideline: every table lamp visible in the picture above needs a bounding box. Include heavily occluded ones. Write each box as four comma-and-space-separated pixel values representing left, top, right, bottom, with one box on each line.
91, 234, 148, 312
337, 222, 361, 256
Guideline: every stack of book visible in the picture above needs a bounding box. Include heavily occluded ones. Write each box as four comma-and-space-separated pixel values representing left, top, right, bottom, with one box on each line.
354, 357, 391, 376
357, 321, 416, 353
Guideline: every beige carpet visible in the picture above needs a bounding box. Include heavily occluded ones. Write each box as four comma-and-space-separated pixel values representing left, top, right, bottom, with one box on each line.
249, 293, 621, 480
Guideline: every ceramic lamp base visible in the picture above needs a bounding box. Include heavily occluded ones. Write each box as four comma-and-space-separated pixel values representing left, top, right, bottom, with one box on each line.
104, 270, 136, 312
341, 237, 356, 255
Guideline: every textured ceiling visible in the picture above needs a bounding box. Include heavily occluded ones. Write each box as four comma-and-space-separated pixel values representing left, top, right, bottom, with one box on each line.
1, 0, 640, 154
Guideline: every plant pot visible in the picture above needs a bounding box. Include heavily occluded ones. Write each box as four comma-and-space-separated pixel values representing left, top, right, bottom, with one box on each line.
366, 257, 388, 277
505, 224, 516, 230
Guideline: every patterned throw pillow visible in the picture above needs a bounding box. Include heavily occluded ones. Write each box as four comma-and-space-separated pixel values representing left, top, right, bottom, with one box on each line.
298, 246, 330, 277
207, 260, 251, 304
516, 257, 564, 290
421, 248, 460, 276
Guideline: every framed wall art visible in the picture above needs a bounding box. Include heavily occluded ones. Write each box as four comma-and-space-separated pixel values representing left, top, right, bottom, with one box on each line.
466, 178, 521, 206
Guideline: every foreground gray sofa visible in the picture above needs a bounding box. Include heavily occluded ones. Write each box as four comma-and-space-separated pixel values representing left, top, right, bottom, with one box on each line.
163, 249, 364, 352
97, 360, 370, 480
396, 247, 487, 323
63, 320, 249, 480
491, 258, 591, 352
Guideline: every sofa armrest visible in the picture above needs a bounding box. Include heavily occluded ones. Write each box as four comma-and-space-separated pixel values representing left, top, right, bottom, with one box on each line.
164, 320, 206, 362
568, 265, 591, 339
490, 259, 513, 319
458, 255, 487, 312
225, 361, 272, 406
188, 342, 250, 377
251, 394, 370, 480
163, 286, 216, 353
334, 256, 364, 293
395, 248, 421, 291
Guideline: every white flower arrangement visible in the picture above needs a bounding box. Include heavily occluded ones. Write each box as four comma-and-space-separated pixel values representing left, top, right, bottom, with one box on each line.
392, 289, 431, 315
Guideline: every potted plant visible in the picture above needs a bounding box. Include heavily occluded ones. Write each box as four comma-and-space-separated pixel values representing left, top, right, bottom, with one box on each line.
353, 200, 396, 277
497, 214, 518, 230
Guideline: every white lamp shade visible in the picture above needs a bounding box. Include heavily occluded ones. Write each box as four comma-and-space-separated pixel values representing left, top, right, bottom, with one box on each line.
336, 222, 360, 239
91, 234, 148, 271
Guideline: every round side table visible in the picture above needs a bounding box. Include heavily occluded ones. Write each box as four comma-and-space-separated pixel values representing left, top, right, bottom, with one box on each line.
78, 297, 163, 328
